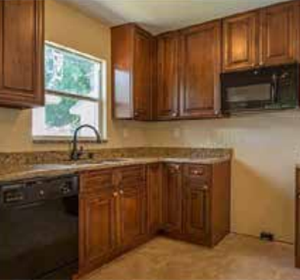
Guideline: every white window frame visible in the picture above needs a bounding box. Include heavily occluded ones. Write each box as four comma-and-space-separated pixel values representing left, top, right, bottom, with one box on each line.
32, 41, 107, 141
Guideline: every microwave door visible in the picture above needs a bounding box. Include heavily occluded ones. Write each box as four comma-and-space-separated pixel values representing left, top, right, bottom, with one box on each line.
225, 83, 273, 111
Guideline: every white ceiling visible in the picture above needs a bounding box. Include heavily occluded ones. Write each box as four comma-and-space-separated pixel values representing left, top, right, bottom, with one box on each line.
61, 0, 291, 35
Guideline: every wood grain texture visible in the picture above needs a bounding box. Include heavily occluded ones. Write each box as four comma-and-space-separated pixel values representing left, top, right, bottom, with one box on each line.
156, 32, 180, 120
223, 11, 259, 72
179, 21, 221, 118
147, 163, 163, 234
260, 1, 300, 66
0, 0, 44, 108
163, 163, 183, 234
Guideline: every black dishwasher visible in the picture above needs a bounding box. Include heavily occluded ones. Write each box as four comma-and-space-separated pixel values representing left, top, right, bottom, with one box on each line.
0, 175, 79, 280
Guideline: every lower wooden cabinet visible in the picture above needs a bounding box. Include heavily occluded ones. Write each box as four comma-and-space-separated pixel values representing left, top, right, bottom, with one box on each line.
163, 163, 183, 234
79, 190, 116, 272
78, 161, 231, 276
147, 163, 163, 234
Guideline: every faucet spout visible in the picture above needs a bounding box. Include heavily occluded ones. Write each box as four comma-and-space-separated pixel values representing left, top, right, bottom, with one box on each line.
70, 124, 102, 161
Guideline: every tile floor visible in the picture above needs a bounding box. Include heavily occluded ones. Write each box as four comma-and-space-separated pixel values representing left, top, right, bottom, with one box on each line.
83, 234, 300, 280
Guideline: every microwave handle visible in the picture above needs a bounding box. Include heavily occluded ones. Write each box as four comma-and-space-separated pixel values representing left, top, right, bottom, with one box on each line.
271, 74, 279, 103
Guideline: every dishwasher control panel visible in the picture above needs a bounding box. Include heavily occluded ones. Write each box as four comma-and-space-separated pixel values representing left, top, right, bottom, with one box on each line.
0, 175, 78, 207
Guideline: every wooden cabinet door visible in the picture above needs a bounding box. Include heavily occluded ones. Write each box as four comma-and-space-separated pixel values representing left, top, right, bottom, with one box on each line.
119, 187, 146, 247
163, 164, 183, 234
0, 0, 44, 108
223, 12, 259, 72
180, 21, 221, 118
260, 1, 300, 66
80, 190, 117, 269
156, 32, 179, 120
133, 28, 153, 120
184, 184, 210, 240
147, 163, 163, 234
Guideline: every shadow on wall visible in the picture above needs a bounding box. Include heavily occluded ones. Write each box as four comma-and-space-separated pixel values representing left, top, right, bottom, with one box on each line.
231, 158, 294, 243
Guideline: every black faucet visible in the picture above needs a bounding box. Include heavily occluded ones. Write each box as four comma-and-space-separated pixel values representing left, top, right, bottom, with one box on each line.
70, 124, 102, 161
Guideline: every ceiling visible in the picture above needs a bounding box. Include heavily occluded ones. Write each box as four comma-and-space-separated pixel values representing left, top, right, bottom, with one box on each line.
61, 0, 291, 35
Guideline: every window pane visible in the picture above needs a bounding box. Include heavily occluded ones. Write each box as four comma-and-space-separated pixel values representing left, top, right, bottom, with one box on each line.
33, 94, 99, 138
45, 44, 101, 99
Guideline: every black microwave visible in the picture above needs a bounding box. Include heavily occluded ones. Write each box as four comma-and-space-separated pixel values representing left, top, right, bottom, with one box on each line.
221, 63, 299, 114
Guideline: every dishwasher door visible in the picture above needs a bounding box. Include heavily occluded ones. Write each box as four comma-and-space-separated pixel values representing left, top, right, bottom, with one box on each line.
0, 194, 78, 280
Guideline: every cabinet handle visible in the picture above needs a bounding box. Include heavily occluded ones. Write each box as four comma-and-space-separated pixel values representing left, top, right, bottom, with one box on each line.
192, 169, 203, 175
134, 112, 139, 117
113, 192, 118, 197
201, 185, 209, 191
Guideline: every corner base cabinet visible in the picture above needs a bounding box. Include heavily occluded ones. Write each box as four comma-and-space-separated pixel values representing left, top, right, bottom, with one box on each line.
77, 160, 231, 277
163, 161, 231, 247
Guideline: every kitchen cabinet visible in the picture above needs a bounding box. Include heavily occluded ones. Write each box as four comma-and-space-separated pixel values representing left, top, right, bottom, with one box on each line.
112, 24, 154, 120
78, 160, 231, 277
222, 12, 259, 72
147, 163, 163, 234
0, 0, 44, 108
79, 191, 116, 271
179, 21, 221, 118
79, 166, 147, 275
163, 162, 231, 247
296, 168, 300, 268
156, 32, 180, 120
260, 1, 300, 66
118, 166, 147, 248
183, 165, 211, 242
163, 163, 183, 234
222, 1, 300, 72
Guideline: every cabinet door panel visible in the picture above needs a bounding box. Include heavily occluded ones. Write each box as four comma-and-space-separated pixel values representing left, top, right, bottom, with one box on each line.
184, 186, 210, 239
119, 187, 146, 247
147, 164, 163, 233
163, 164, 182, 233
134, 29, 153, 120
0, 0, 44, 107
261, 2, 300, 66
157, 32, 179, 119
296, 170, 300, 268
80, 191, 116, 268
180, 21, 221, 118
223, 12, 259, 71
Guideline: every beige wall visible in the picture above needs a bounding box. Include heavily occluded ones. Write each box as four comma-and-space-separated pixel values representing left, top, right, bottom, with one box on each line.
0, 0, 147, 152
0, 0, 297, 243
143, 111, 300, 243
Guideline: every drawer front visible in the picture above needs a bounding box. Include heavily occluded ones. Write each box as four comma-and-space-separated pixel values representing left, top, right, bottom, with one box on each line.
80, 169, 114, 193
184, 164, 211, 182
118, 166, 146, 189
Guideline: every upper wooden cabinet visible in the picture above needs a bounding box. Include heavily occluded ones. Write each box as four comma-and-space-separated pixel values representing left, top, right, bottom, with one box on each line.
0, 0, 44, 108
222, 1, 300, 72
180, 21, 221, 118
112, 24, 154, 120
223, 12, 259, 72
260, 1, 300, 66
156, 32, 180, 120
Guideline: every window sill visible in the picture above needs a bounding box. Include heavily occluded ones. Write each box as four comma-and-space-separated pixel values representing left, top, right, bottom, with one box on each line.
32, 137, 108, 145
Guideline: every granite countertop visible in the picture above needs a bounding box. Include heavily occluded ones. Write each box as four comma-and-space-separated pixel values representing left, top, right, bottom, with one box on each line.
0, 156, 231, 183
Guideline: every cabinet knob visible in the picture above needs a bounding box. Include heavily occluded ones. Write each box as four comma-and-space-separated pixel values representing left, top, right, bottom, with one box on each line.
119, 190, 124, 195
134, 112, 139, 117
192, 169, 203, 175
172, 112, 177, 117
202, 185, 209, 191
113, 192, 118, 197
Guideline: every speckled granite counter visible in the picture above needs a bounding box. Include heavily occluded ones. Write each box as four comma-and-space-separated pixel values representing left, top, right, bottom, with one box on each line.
0, 147, 232, 183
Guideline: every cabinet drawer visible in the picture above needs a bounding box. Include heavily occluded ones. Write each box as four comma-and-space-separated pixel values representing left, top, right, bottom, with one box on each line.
118, 166, 146, 188
184, 164, 211, 181
80, 169, 114, 193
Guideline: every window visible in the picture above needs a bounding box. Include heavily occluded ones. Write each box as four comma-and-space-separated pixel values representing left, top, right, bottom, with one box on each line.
33, 42, 106, 140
